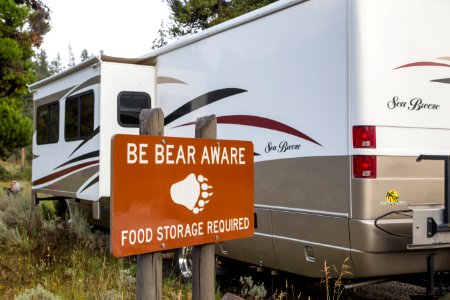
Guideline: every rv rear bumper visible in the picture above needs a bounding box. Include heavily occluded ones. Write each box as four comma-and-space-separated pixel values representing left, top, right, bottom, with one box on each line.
349, 219, 450, 277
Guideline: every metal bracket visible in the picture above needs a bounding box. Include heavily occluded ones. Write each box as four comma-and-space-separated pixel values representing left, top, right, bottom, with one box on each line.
427, 217, 450, 238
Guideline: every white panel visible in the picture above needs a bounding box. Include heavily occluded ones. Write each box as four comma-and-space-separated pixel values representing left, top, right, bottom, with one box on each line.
98, 62, 155, 198
350, 0, 450, 154
157, 0, 349, 162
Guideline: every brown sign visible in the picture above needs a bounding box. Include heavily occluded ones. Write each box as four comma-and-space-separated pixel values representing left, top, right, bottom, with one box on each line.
111, 134, 254, 257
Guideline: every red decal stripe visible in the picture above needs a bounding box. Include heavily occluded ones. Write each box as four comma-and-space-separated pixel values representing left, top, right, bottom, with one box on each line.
173, 115, 321, 146
33, 160, 99, 186
217, 115, 322, 146
395, 62, 450, 69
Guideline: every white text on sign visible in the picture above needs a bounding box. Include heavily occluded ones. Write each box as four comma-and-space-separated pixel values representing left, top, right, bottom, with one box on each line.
127, 143, 246, 165
120, 217, 250, 246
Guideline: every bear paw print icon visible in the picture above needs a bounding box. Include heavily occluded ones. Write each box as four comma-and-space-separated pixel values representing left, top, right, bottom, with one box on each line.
170, 173, 213, 214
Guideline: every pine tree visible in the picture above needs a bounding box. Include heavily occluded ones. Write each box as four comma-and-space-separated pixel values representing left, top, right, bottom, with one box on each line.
68, 44, 76, 67
80, 49, 91, 62
34, 49, 51, 80
165, 0, 278, 37
49, 53, 63, 75
151, 21, 169, 50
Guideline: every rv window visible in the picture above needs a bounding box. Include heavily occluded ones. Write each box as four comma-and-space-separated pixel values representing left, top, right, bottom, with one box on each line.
65, 91, 94, 141
36, 102, 59, 145
118, 92, 151, 127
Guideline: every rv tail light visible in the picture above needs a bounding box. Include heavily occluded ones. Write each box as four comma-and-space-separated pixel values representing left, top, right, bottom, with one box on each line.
353, 155, 377, 178
353, 126, 376, 148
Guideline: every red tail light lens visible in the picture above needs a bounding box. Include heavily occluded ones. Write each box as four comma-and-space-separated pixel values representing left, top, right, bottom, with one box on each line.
353, 155, 377, 178
353, 126, 376, 148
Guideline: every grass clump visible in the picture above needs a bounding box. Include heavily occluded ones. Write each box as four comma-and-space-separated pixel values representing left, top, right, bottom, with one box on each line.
321, 257, 352, 300
14, 284, 60, 300
239, 276, 267, 300
0, 184, 135, 299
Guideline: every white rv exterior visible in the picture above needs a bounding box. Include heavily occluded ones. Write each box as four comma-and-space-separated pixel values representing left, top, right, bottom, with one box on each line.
31, 58, 155, 201
31, 0, 450, 278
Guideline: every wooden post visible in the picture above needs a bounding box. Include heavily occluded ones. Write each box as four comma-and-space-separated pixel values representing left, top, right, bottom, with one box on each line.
136, 108, 164, 300
21, 147, 26, 171
192, 115, 217, 300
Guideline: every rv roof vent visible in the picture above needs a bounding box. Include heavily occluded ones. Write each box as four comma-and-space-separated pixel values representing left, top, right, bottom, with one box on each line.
353, 155, 377, 179
353, 126, 376, 148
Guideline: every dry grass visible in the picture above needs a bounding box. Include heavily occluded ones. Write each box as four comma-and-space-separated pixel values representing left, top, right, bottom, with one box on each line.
0, 183, 135, 299
321, 257, 352, 300
0, 181, 223, 299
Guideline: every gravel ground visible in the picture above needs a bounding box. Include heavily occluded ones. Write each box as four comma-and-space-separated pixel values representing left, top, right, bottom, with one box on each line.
346, 281, 426, 300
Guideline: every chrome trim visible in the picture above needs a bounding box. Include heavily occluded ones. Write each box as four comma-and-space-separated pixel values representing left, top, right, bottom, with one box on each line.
254, 204, 349, 218
359, 219, 412, 225
254, 232, 356, 253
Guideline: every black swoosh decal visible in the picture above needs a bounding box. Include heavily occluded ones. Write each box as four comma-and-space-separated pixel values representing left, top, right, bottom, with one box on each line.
80, 175, 99, 193
164, 88, 247, 125
55, 150, 100, 170
69, 126, 100, 157
431, 78, 450, 84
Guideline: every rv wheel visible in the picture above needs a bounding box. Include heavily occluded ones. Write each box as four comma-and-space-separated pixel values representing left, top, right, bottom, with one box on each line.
174, 246, 193, 281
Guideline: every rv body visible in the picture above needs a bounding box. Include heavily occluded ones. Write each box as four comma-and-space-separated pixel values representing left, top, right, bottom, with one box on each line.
31, 0, 450, 278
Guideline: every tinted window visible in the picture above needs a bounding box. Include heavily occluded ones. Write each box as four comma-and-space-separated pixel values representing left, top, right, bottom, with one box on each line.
65, 91, 94, 141
118, 92, 151, 127
37, 102, 59, 145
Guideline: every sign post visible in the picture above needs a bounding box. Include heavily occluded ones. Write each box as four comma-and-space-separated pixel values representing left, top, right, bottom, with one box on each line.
136, 108, 164, 300
192, 115, 217, 300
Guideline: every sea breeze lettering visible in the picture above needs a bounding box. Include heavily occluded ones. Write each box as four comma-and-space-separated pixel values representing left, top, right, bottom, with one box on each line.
265, 141, 301, 153
126, 143, 246, 165
120, 217, 250, 246
387, 96, 440, 111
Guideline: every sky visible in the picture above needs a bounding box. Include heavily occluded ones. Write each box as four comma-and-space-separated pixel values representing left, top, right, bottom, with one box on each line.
40, 0, 170, 65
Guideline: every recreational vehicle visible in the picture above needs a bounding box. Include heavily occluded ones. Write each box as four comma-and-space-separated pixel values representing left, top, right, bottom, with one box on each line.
30, 0, 450, 278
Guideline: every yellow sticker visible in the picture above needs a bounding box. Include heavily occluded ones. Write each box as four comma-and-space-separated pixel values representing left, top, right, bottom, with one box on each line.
385, 190, 399, 205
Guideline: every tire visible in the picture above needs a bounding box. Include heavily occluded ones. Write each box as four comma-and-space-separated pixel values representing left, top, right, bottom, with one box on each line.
174, 246, 193, 281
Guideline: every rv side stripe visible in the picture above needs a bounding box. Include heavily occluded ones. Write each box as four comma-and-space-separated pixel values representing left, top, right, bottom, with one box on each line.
54, 150, 100, 170
174, 115, 322, 146
33, 160, 99, 186
34, 86, 75, 106
431, 78, 450, 84
79, 175, 99, 193
157, 76, 187, 85
164, 88, 247, 125
69, 126, 100, 157
395, 61, 450, 69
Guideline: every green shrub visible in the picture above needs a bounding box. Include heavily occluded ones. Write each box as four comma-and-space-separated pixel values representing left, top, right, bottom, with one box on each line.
0, 165, 12, 181
14, 285, 60, 300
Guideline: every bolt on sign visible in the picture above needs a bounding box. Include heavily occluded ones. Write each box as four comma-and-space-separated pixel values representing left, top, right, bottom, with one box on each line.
111, 134, 254, 257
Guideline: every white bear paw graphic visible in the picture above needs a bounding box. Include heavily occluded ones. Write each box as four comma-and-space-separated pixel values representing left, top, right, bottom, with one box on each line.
170, 173, 213, 214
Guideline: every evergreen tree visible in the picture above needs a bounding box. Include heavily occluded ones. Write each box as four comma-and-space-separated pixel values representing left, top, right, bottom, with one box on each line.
0, 0, 50, 158
34, 49, 51, 80
80, 49, 90, 61
151, 20, 169, 50
49, 53, 63, 75
165, 0, 277, 37
68, 44, 76, 67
